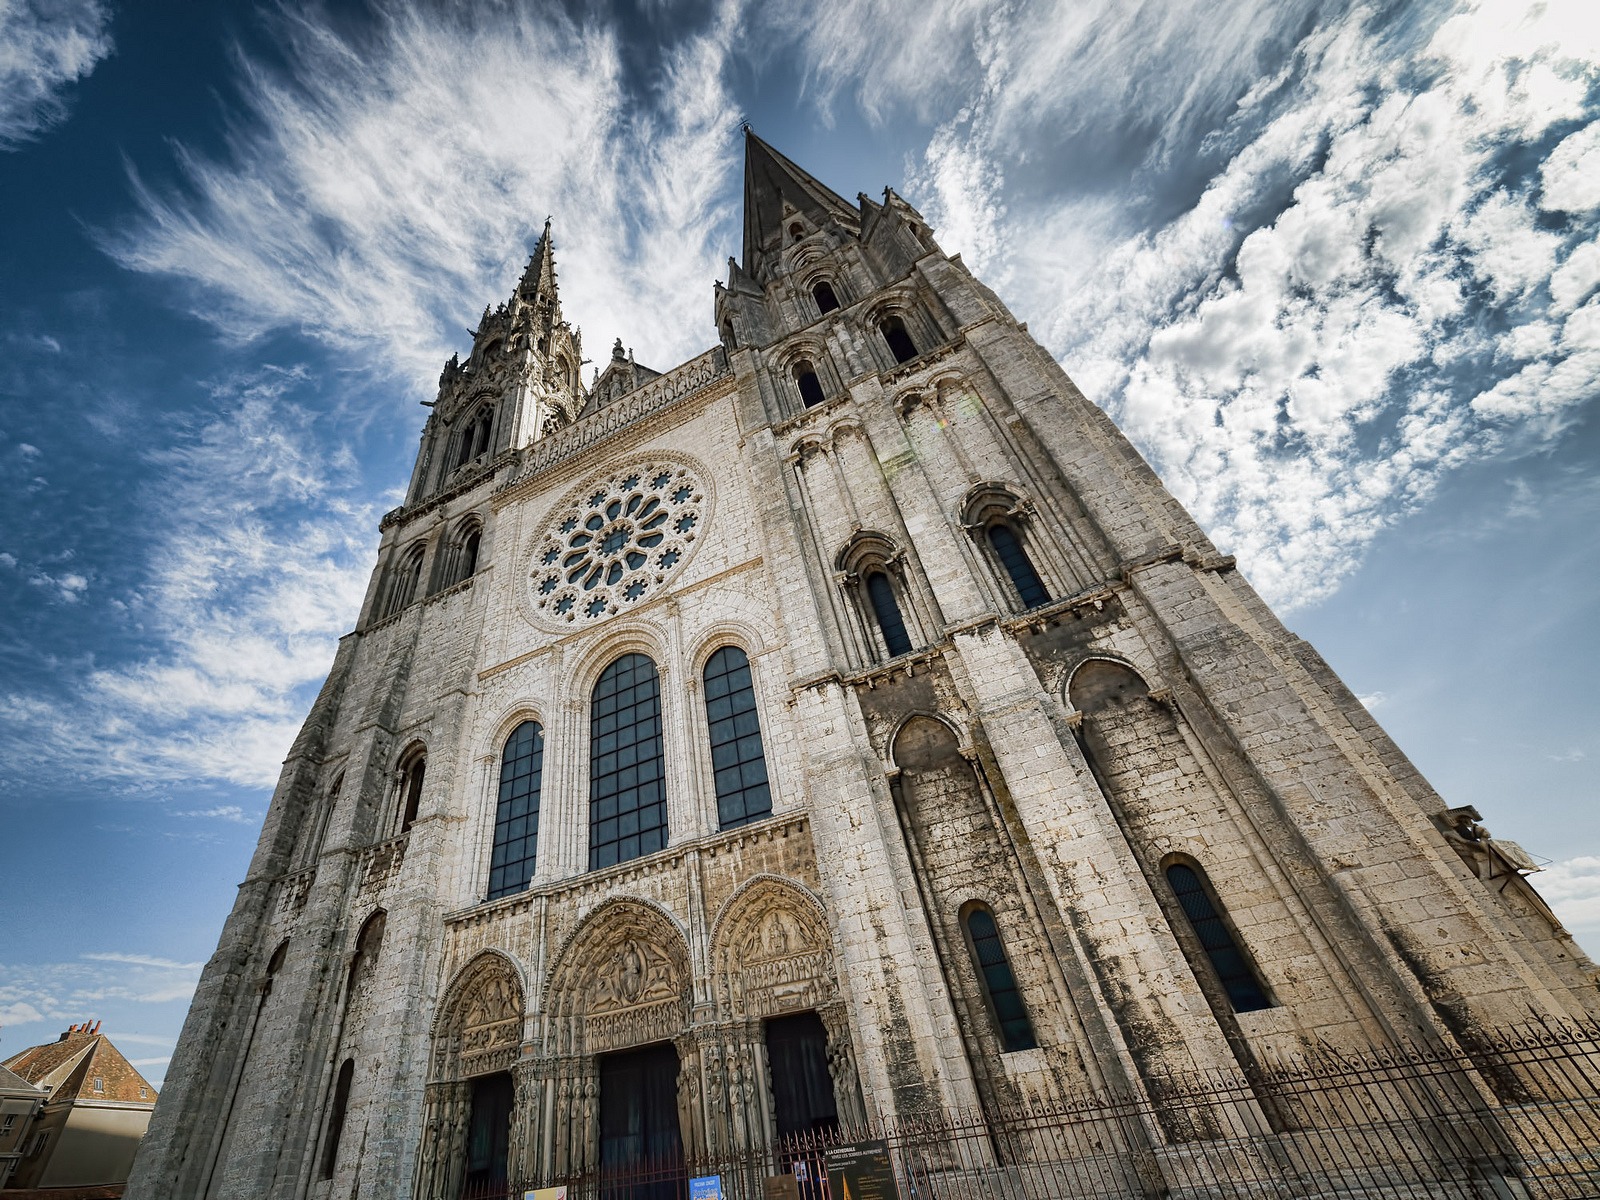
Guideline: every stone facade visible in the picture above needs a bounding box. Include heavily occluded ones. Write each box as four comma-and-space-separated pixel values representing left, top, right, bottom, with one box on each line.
127, 133, 1599, 1200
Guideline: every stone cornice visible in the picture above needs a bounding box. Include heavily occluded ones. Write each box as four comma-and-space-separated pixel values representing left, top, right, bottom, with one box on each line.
381, 454, 511, 532
443, 809, 811, 928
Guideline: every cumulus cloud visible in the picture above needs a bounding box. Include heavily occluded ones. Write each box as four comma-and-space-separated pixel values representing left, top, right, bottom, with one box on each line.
108, 1, 742, 389
905, 0, 1600, 609
0, 0, 113, 149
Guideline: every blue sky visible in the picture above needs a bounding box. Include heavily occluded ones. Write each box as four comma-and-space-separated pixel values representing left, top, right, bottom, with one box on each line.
1, 0, 1596, 1084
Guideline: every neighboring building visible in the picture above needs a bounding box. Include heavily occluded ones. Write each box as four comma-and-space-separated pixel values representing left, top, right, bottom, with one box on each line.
2, 1022, 157, 1191
128, 135, 1599, 1200
0, 1063, 46, 1187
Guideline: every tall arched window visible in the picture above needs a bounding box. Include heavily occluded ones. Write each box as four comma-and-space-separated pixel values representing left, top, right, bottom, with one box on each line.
320, 1058, 354, 1179
962, 905, 1037, 1052
397, 748, 426, 834
866, 571, 913, 657
488, 722, 544, 900
703, 646, 771, 830
472, 409, 492, 458
812, 281, 840, 314
1165, 861, 1271, 1013
460, 528, 481, 578
590, 654, 667, 869
880, 315, 918, 364
794, 360, 826, 408
986, 524, 1049, 608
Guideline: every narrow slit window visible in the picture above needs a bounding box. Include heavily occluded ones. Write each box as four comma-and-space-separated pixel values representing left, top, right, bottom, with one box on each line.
880, 315, 918, 364
589, 654, 668, 870
460, 529, 481, 579
964, 906, 1037, 1052
704, 646, 772, 830
321, 1059, 355, 1179
488, 721, 544, 900
399, 754, 426, 833
987, 524, 1049, 608
1166, 863, 1271, 1012
866, 571, 913, 657
813, 281, 840, 314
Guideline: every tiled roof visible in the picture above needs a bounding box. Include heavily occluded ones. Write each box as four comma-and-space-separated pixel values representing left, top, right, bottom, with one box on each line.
2, 1025, 157, 1105
0, 1062, 43, 1094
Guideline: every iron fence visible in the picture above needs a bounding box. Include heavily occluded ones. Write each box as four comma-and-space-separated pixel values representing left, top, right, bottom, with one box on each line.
464, 1016, 1600, 1200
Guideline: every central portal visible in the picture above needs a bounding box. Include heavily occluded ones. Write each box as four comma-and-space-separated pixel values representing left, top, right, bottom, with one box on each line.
599, 1042, 683, 1198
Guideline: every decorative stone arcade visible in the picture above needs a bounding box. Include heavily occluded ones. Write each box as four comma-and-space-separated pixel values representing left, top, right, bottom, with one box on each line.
414, 879, 864, 1195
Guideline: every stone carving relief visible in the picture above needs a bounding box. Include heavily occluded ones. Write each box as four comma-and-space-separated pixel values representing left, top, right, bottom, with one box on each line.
543, 900, 691, 1057
711, 877, 835, 1021
431, 951, 525, 1081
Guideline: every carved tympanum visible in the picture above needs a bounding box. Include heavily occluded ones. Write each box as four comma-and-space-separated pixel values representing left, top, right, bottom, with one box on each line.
544, 900, 691, 1056
711, 878, 834, 1020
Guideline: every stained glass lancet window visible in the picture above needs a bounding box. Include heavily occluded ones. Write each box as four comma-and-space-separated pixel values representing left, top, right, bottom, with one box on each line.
704, 646, 772, 830
1165, 862, 1271, 1012
963, 906, 1037, 1052
590, 654, 668, 869
987, 524, 1049, 608
487, 721, 544, 900
866, 571, 913, 658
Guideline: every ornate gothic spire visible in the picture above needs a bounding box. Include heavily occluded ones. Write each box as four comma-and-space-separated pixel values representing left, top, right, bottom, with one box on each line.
517, 217, 559, 307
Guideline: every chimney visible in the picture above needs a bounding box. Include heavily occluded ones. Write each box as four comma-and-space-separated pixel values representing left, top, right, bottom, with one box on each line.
92, 1020, 102, 1035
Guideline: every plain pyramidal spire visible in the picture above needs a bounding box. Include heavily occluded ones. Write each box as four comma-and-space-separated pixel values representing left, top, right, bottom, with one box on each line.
741, 128, 859, 277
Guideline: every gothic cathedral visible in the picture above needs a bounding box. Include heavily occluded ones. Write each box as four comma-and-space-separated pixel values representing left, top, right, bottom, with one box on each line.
128, 134, 1598, 1200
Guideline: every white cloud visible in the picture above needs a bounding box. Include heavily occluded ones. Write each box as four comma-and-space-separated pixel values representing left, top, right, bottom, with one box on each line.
1537, 855, 1600, 955
0, 0, 113, 149
81, 953, 204, 971
109, 2, 742, 390
0, 369, 377, 788
171, 804, 252, 823
0, 955, 203, 1024
1542, 123, 1600, 214
0, 1001, 44, 1025
913, 0, 1600, 609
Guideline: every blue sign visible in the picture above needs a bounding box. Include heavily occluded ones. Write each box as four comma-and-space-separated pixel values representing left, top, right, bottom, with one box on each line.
689, 1176, 723, 1200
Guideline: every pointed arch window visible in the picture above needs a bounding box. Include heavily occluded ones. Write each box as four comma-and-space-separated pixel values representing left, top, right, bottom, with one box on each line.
812, 281, 840, 314
794, 360, 826, 408
397, 747, 426, 834
488, 721, 544, 900
589, 654, 667, 869
962, 905, 1037, 1052
1165, 861, 1271, 1013
704, 646, 771, 830
880, 315, 918, 364
460, 528, 481, 578
866, 571, 913, 657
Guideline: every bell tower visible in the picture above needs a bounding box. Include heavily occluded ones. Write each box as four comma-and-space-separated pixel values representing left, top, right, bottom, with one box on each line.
405, 219, 583, 505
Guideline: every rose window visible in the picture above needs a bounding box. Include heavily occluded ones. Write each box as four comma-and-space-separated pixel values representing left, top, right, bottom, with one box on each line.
531, 463, 706, 623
